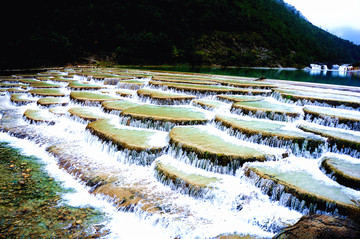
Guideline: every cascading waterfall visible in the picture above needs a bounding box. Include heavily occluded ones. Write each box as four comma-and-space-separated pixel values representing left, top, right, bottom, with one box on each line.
1, 68, 360, 238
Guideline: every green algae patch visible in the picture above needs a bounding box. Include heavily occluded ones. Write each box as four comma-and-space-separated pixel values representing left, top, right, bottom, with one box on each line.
303, 106, 360, 125
152, 76, 218, 85
121, 105, 210, 124
274, 88, 360, 108
68, 81, 106, 90
37, 97, 69, 107
70, 91, 120, 104
321, 155, 360, 190
169, 126, 272, 166
155, 156, 219, 195
30, 82, 62, 88
116, 89, 136, 97
245, 163, 360, 217
192, 99, 230, 109
216, 115, 325, 150
10, 93, 36, 105
298, 124, 360, 151
102, 100, 142, 113
29, 88, 66, 97
68, 107, 107, 122
137, 88, 196, 102
86, 119, 168, 151
49, 107, 68, 116
213, 79, 276, 89
217, 94, 264, 103
232, 100, 302, 119
149, 80, 272, 95
23, 109, 55, 124
0, 142, 106, 238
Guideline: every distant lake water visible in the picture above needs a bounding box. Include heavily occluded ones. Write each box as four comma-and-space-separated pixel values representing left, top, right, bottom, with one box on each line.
136, 66, 360, 88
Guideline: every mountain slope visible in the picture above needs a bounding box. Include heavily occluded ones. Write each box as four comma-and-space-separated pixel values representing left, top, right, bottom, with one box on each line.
2, 0, 360, 68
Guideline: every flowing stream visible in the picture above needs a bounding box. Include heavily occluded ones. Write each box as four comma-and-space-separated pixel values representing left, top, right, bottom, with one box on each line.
1, 68, 359, 238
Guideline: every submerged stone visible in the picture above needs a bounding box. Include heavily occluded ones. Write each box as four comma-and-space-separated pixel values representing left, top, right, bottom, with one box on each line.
29, 88, 66, 97
321, 154, 360, 190
155, 155, 219, 196
245, 162, 360, 217
37, 97, 69, 106
137, 88, 196, 103
152, 76, 218, 85
86, 119, 168, 151
30, 82, 62, 88
298, 124, 360, 152
192, 99, 230, 109
169, 125, 279, 166
102, 100, 142, 113
67, 81, 106, 90
304, 106, 360, 130
115, 89, 136, 97
213, 79, 276, 89
10, 93, 36, 105
217, 95, 264, 103
23, 109, 55, 124
68, 107, 107, 122
121, 104, 210, 124
232, 99, 302, 120
149, 80, 272, 95
70, 91, 120, 104
274, 88, 360, 108
215, 114, 325, 151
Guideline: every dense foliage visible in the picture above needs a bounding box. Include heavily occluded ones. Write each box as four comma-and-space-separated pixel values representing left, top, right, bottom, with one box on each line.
2, 0, 360, 68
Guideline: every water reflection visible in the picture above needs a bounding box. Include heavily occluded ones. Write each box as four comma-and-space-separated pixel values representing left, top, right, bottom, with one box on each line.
135, 66, 360, 87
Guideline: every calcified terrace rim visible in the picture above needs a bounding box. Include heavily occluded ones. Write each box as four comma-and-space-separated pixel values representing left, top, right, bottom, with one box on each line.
1, 67, 360, 238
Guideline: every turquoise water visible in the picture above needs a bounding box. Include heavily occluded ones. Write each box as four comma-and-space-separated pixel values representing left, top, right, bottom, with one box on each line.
133, 66, 360, 87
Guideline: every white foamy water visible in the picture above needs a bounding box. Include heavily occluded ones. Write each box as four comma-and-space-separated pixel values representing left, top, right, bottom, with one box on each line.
1, 69, 360, 238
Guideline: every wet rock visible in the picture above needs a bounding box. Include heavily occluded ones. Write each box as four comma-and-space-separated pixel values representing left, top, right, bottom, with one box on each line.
29, 88, 66, 97
10, 93, 35, 105
121, 104, 210, 124
245, 163, 360, 217
137, 88, 196, 104
273, 88, 360, 109
232, 99, 302, 121
303, 106, 360, 131
101, 100, 142, 113
68, 107, 107, 122
321, 154, 360, 190
23, 109, 56, 125
298, 124, 360, 154
217, 94, 264, 103
37, 97, 69, 107
154, 155, 219, 196
150, 80, 272, 95
70, 91, 120, 105
273, 214, 360, 239
67, 81, 106, 90
169, 125, 280, 167
215, 114, 325, 153
86, 119, 168, 151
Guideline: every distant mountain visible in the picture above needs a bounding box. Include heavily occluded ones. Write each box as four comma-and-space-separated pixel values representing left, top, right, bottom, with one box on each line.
2, 0, 360, 69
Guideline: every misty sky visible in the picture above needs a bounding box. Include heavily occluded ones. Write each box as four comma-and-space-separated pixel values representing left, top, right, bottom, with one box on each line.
283, 0, 360, 45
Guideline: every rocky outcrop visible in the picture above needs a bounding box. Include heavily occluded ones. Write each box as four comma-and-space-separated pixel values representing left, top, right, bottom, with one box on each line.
273, 214, 360, 239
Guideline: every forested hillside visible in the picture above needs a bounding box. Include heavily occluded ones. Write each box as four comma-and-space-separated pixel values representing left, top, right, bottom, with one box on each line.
2, 0, 360, 69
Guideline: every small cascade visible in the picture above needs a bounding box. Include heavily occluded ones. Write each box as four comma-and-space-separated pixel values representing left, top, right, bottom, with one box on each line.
2, 68, 360, 238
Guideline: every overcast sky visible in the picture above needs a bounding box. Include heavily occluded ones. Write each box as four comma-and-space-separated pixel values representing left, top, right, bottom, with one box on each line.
283, 0, 360, 45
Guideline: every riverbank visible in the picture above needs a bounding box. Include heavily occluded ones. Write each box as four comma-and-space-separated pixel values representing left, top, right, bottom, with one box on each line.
0, 142, 107, 238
